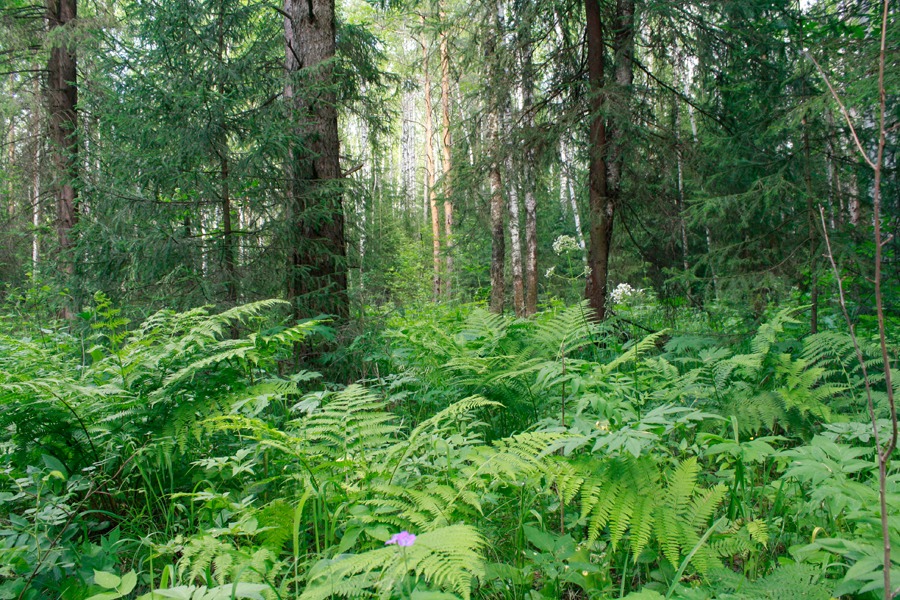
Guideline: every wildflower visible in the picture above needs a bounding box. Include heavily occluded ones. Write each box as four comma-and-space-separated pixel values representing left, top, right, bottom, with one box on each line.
386, 531, 416, 547
552, 235, 580, 255
610, 283, 637, 304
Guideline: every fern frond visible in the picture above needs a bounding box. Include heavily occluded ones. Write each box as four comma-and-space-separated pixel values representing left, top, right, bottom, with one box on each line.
300, 525, 485, 600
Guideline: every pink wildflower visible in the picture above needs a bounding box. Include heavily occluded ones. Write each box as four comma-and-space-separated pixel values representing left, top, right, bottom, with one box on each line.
385, 531, 416, 547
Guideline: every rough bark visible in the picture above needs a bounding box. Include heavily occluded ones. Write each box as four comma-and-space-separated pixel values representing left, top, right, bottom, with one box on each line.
583, 0, 609, 320
286, 0, 347, 318
584, 0, 634, 321
439, 9, 454, 296
421, 23, 441, 299
46, 0, 78, 279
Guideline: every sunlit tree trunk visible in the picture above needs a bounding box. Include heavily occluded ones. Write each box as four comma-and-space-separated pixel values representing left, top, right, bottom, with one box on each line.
421, 23, 441, 299
439, 6, 454, 296
46, 0, 78, 287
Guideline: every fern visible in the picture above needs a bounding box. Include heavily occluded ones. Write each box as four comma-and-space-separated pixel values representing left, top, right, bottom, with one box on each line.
300, 525, 485, 600
703, 563, 833, 599
578, 457, 727, 573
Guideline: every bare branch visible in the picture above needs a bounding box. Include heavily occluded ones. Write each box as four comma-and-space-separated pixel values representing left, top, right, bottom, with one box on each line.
802, 49, 876, 170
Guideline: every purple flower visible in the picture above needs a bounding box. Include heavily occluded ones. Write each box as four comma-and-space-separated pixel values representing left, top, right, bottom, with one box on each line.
385, 531, 416, 547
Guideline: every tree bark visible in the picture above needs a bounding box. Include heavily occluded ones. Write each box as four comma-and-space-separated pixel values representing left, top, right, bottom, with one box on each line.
31, 86, 41, 273
439, 8, 454, 296
421, 23, 441, 300
803, 115, 817, 334
584, 0, 609, 320
507, 159, 525, 317
584, 0, 634, 321
521, 44, 538, 316
560, 140, 587, 266
46, 0, 78, 281
487, 1, 505, 314
401, 82, 417, 209
285, 0, 347, 318
217, 5, 236, 303
489, 116, 505, 314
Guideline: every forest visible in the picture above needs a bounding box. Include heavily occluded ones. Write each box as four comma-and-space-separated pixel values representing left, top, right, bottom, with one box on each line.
0, 0, 898, 598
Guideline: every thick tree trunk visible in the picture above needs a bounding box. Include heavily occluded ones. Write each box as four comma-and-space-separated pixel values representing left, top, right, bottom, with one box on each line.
439, 12, 454, 296
584, 0, 610, 320
46, 0, 78, 281
584, 0, 634, 321
286, 0, 347, 318
421, 25, 441, 300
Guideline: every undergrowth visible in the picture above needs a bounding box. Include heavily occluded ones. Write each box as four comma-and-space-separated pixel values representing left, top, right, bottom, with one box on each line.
0, 295, 896, 599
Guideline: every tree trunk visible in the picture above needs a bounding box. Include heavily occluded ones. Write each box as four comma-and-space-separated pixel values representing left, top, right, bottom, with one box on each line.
560, 140, 588, 265
46, 0, 78, 282
401, 81, 417, 209
507, 159, 525, 316
584, 0, 610, 320
421, 23, 441, 300
31, 87, 41, 273
285, 0, 347, 318
521, 44, 538, 316
584, 0, 634, 321
489, 119, 505, 314
803, 115, 818, 334
217, 5, 236, 303
439, 7, 454, 296
487, 1, 505, 314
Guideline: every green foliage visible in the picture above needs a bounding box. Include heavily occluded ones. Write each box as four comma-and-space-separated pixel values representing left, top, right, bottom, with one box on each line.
0, 296, 897, 599
301, 525, 485, 600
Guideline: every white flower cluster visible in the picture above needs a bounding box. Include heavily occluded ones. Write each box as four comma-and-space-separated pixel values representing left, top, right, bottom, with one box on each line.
610, 282, 639, 304
552, 235, 581, 255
